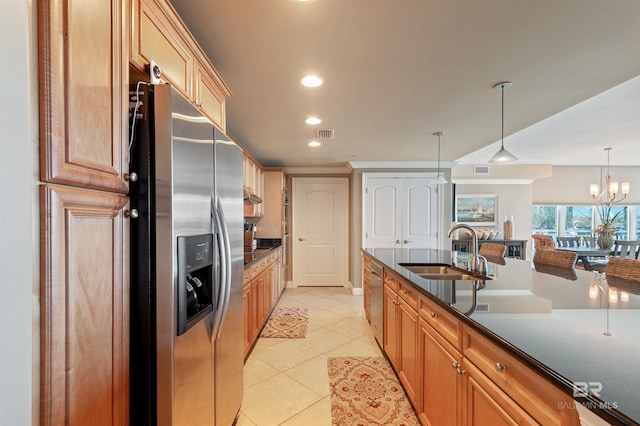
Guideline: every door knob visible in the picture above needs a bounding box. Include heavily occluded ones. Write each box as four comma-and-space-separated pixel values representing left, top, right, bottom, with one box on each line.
403, 240, 412, 244
298, 238, 306, 241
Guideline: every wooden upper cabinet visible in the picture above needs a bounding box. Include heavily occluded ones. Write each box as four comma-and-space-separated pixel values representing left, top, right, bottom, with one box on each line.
129, 0, 231, 130
40, 184, 129, 426
39, 0, 129, 193
195, 59, 227, 130
131, 0, 193, 97
258, 170, 286, 239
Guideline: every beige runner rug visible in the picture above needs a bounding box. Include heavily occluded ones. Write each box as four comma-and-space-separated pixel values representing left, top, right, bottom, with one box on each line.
328, 356, 420, 426
260, 307, 310, 338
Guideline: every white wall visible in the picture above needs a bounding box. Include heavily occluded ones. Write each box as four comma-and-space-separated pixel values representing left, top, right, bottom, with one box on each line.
533, 165, 640, 205
454, 183, 534, 259
0, 1, 37, 424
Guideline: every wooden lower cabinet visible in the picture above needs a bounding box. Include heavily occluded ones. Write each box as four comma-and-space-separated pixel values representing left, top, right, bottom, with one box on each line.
383, 279, 419, 408
398, 297, 419, 406
40, 185, 129, 426
373, 265, 580, 426
383, 283, 400, 368
243, 249, 284, 359
419, 318, 462, 426
463, 360, 537, 425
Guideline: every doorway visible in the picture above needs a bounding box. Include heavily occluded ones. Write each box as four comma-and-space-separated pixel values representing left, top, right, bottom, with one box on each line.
292, 177, 349, 287
363, 173, 441, 249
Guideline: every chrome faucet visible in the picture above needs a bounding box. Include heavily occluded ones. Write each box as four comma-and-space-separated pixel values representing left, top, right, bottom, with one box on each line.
448, 224, 487, 275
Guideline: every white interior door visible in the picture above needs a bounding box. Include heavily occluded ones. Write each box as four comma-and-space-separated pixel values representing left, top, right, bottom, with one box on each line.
403, 179, 438, 247
364, 174, 439, 248
365, 178, 402, 247
292, 177, 349, 287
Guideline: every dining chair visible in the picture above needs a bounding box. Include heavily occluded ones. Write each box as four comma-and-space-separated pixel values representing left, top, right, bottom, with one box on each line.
589, 240, 640, 272
610, 240, 640, 259
582, 236, 597, 248
605, 257, 640, 282
532, 249, 578, 268
532, 234, 556, 251
556, 236, 580, 247
479, 242, 507, 258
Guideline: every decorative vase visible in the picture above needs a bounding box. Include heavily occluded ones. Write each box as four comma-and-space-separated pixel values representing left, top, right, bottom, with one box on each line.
503, 215, 513, 240
596, 233, 614, 250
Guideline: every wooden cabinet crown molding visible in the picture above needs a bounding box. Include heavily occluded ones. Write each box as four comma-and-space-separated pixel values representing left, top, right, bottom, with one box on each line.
129, 0, 231, 130
39, 0, 129, 193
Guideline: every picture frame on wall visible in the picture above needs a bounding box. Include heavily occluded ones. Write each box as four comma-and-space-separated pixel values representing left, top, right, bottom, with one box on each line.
455, 194, 498, 226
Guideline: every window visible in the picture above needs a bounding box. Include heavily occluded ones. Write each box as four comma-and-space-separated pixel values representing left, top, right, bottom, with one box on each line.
532, 205, 557, 238
532, 205, 638, 240
565, 205, 593, 237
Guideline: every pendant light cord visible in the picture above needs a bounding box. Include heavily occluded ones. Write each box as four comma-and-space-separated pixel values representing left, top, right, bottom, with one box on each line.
501, 84, 505, 149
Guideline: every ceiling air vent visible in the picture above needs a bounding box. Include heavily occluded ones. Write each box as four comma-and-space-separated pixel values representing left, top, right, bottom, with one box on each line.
316, 129, 335, 139
474, 165, 490, 175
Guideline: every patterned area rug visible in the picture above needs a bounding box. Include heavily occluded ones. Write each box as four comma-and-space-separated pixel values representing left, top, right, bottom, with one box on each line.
328, 357, 420, 426
260, 307, 310, 338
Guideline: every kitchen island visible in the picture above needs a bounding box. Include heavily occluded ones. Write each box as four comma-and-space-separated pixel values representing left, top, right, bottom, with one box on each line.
362, 247, 640, 426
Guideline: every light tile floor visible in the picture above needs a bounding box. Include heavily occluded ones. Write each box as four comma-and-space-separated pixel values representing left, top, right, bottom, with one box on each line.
237, 286, 383, 426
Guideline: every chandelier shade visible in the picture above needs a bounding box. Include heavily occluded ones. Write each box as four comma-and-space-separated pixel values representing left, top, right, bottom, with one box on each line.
590, 147, 630, 206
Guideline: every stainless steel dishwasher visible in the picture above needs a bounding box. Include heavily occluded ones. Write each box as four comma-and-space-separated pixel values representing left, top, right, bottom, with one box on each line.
370, 260, 383, 346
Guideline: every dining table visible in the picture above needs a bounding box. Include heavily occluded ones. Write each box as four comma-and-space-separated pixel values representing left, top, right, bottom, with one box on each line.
556, 246, 613, 270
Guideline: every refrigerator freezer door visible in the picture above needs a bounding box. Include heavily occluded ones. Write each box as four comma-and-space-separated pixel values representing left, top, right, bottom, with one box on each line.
213, 129, 245, 426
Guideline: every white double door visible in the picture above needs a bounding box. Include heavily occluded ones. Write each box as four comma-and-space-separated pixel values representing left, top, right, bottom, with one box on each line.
363, 174, 440, 249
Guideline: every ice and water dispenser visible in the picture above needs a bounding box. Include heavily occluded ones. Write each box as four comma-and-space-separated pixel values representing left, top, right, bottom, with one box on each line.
177, 234, 215, 335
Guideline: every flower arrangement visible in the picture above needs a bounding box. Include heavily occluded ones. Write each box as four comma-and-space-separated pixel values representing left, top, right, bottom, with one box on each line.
595, 204, 624, 235
594, 204, 625, 249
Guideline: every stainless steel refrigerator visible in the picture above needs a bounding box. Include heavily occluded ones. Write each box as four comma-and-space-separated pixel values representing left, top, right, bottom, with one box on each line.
129, 83, 243, 426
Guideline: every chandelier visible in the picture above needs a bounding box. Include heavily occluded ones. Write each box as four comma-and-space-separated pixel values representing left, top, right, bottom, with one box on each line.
589, 147, 630, 206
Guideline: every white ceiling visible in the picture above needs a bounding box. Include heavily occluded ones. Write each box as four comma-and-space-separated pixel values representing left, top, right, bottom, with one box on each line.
169, 0, 640, 168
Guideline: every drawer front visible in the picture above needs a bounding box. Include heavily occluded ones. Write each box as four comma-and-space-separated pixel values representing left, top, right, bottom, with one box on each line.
462, 325, 578, 425
397, 277, 418, 309
418, 293, 462, 351
383, 268, 398, 292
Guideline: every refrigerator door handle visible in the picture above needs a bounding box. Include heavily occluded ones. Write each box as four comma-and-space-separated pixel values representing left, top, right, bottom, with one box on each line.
210, 196, 227, 343
215, 197, 233, 340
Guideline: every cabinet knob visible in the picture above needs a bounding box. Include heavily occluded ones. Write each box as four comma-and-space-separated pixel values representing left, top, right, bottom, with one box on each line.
125, 172, 138, 182
430, 311, 437, 318
125, 209, 139, 219
298, 238, 306, 241
495, 362, 507, 373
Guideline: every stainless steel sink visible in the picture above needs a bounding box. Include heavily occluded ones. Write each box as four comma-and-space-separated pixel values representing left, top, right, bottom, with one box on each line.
398, 263, 490, 281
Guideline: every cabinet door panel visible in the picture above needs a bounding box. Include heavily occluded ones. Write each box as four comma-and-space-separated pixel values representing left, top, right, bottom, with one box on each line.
195, 61, 226, 129
398, 298, 419, 406
419, 319, 462, 426
40, 185, 129, 426
39, 0, 128, 193
463, 361, 538, 426
383, 285, 400, 368
132, 0, 193, 97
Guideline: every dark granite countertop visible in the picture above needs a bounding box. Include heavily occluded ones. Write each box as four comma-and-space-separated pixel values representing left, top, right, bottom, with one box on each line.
362, 247, 640, 425
244, 241, 281, 267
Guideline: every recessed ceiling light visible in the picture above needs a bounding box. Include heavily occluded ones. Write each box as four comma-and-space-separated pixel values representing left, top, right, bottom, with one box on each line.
308, 141, 321, 147
301, 75, 323, 87
305, 117, 322, 125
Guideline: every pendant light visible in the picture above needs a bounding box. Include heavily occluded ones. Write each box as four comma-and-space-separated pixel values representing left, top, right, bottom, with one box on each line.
432, 131, 447, 184
488, 81, 518, 163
